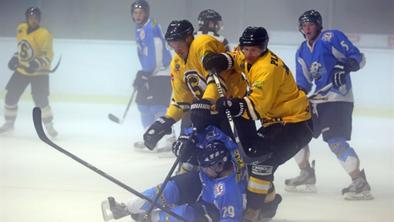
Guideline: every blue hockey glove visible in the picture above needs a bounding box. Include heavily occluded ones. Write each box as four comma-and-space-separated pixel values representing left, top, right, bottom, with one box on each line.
216, 97, 246, 118
133, 70, 150, 90
172, 134, 197, 162
26, 58, 40, 73
8, 55, 19, 71
190, 99, 213, 132
143, 116, 175, 150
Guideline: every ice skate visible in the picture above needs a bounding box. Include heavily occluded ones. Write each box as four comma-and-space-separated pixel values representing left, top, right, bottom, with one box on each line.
342, 169, 373, 200
101, 197, 130, 221
285, 161, 317, 193
0, 121, 15, 135
45, 122, 58, 138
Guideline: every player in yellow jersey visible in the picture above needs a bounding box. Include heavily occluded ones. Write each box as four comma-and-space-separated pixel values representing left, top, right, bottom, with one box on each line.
0, 7, 57, 137
201, 26, 313, 222
143, 20, 245, 151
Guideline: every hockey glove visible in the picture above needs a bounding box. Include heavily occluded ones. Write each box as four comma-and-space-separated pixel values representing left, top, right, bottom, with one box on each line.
26, 58, 40, 73
8, 55, 19, 71
190, 99, 213, 132
143, 116, 175, 150
216, 97, 246, 118
332, 63, 348, 88
202, 52, 233, 73
133, 70, 151, 90
172, 134, 197, 162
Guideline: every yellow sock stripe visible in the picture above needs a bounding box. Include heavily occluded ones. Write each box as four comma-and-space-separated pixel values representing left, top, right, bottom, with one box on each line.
248, 176, 271, 194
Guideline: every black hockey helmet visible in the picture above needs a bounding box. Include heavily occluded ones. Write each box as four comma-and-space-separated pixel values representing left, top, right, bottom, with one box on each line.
298, 10, 322, 31
198, 140, 229, 167
25, 7, 41, 20
198, 9, 223, 32
239, 26, 269, 50
131, 0, 150, 17
165, 20, 194, 42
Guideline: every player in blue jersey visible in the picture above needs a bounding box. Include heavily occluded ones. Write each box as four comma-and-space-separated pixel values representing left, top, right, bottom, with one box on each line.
285, 9, 373, 200
130, 0, 175, 151
101, 126, 246, 222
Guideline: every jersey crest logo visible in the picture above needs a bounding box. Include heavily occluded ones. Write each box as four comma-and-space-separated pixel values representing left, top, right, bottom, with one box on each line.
184, 70, 206, 99
17, 40, 34, 62
139, 29, 146, 40
214, 182, 225, 197
310, 61, 322, 79
322, 32, 333, 42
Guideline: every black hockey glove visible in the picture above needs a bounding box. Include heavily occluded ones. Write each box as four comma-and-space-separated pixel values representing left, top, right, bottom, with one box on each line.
216, 97, 246, 118
133, 70, 151, 90
172, 134, 197, 162
202, 52, 233, 73
332, 63, 348, 88
8, 55, 19, 71
26, 58, 40, 73
143, 116, 175, 150
190, 99, 213, 132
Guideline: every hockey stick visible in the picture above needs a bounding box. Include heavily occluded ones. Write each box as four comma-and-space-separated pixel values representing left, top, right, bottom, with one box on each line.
108, 88, 136, 124
211, 72, 273, 164
145, 156, 182, 219
32, 107, 190, 222
48, 56, 62, 73
308, 82, 333, 100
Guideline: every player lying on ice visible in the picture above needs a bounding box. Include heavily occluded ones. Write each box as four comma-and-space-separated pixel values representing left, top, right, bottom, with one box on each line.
102, 125, 253, 222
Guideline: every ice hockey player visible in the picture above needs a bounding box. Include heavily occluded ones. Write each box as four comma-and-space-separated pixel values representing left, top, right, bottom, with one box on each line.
285, 9, 373, 200
142, 20, 245, 160
0, 7, 57, 138
199, 26, 312, 221
101, 125, 247, 222
129, 0, 175, 151
175, 9, 232, 146
196, 9, 230, 51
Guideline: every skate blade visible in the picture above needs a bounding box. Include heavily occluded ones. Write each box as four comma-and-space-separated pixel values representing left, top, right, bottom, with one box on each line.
101, 199, 114, 221
285, 184, 317, 193
343, 191, 374, 200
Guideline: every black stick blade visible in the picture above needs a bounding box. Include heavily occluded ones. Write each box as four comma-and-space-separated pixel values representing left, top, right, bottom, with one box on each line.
33, 107, 48, 142
108, 113, 121, 124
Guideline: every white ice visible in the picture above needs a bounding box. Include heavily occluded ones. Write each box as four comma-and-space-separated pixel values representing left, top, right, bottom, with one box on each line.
1, 101, 393, 222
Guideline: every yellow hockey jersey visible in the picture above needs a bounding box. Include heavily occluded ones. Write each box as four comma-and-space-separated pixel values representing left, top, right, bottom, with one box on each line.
165, 35, 246, 121
15, 23, 53, 76
232, 48, 310, 126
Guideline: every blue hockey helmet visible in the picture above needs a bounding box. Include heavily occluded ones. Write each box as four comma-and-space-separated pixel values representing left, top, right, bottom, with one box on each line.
198, 140, 229, 167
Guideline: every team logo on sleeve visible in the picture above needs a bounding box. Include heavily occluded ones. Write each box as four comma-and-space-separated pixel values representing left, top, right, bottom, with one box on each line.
322, 32, 333, 42
214, 182, 225, 197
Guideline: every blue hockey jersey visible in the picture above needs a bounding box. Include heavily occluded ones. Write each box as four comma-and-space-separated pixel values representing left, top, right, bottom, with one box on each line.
296, 29, 365, 103
135, 18, 172, 75
192, 126, 247, 222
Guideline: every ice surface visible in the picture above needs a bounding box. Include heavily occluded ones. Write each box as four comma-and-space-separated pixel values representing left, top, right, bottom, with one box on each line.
1, 101, 393, 222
